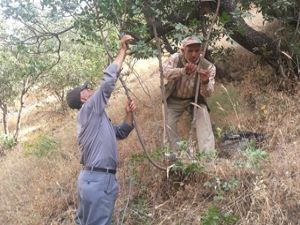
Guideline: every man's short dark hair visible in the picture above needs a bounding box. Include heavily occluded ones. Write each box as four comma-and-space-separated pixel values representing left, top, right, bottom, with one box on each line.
66, 81, 90, 110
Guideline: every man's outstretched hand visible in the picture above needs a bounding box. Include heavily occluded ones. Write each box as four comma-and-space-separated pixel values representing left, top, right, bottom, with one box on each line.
114, 34, 134, 71
120, 34, 134, 50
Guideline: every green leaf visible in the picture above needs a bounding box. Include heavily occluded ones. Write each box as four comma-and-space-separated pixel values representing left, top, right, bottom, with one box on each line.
219, 11, 231, 24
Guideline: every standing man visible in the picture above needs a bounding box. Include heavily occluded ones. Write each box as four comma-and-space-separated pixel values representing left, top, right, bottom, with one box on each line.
163, 36, 216, 154
66, 35, 135, 225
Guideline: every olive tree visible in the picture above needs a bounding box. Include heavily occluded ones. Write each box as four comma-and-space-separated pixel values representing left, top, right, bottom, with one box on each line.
2, 0, 298, 81
39, 0, 300, 86
0, 6, 61, 141
0, 42, 60, 142
0, 1, 109, 140
1, 0, 299, 140
40, 34, 107, 110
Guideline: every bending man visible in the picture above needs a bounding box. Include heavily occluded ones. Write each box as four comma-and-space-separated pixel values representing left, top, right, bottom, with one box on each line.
163, 36, 216, 154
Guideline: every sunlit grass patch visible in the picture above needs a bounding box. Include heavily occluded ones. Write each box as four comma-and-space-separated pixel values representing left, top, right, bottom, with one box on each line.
208, 84, 249, 131
23, 134, 59, 158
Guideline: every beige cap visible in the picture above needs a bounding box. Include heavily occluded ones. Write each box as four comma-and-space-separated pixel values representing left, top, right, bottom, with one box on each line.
182, 36, 202, 47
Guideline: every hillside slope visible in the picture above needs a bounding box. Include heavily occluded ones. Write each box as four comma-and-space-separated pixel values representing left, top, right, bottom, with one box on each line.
0, 47, 300, 225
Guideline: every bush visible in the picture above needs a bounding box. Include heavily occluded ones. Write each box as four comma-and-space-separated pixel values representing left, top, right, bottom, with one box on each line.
0, 134, 17, 150
23, 134, 58, 158
235, 140, 268, 169
201, 205, 239, 225
171, 160, 204, 175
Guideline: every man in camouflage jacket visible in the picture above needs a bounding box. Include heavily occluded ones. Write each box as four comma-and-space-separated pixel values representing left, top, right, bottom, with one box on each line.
163, 36, 216, 154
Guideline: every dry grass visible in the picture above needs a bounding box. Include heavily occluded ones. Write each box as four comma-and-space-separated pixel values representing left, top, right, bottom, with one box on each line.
1, 47, 300, 225
111, 50, 300, 225
0, 109, 79, 225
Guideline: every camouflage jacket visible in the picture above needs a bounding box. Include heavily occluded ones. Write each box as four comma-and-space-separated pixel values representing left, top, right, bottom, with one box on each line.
163, 53, 216, 100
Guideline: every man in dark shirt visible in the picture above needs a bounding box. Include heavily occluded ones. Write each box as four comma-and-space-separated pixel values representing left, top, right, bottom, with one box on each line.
66, 34, 135, 225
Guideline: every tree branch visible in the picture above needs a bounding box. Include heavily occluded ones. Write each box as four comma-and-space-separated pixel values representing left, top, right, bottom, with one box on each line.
188, 0, 221, 149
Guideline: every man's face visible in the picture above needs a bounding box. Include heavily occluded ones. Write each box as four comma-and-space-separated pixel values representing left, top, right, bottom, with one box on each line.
80, 88, 95, 103
183, 44, 201, 63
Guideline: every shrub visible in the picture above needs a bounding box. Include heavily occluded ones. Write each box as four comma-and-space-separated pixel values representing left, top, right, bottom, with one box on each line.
201, 205, 239, 225
171, 160, 204, 175
23, 134, 58, 158
204, 177, 238, 201
235, 140, 268, 169
0, 134, 17, 150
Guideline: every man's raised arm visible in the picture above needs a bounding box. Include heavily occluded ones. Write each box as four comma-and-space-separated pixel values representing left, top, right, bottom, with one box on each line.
113, 34, 134, 72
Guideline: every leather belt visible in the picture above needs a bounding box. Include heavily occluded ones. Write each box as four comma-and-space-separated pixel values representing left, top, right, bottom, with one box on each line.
170, 96, 194, 100
83, 166, 116, 174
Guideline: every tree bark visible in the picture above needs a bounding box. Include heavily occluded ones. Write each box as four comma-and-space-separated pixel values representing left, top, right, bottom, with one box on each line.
218, 0, 280, 69
13, 78, 28, 142
0, 101, 9, 135
220, 0, 298, 84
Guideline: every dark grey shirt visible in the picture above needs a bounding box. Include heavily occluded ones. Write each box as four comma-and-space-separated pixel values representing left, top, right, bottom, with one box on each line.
76, 64, 134, 169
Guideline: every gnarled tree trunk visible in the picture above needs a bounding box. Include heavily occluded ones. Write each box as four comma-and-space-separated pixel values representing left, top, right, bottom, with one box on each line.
0, 101, 9, 135
13, 77, 29, 142
219, 0, 298, 87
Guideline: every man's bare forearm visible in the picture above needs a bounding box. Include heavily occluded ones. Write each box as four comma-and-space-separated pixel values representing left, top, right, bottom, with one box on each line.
113, 47, 127, 72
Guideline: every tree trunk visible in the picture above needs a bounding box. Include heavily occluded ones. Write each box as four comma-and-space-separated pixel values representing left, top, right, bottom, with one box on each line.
218, 0, 280, 69
219, 0, 298, 87
0, 101, 9, 135
13, 78, 28, 142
